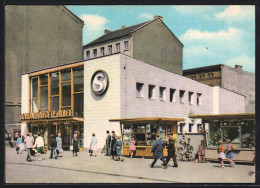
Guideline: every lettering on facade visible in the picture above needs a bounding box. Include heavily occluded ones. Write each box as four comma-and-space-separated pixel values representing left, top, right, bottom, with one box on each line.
19, 109, 73, 120
91, 70, 109, 96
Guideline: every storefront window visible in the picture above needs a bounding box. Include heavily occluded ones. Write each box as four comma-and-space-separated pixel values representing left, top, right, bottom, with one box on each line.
40, 86, 48, 109
208, 122, 221, 147
241, 121, 255, 148
160, 123, 166, 139
31, 126, 38, 138
79, 123, 84, 148
31, 77, 38, 98
74, 67, 83, 92
146, 123, 159, 146
39, 125, 48, 146
51, 97, 59, 111
51, 72, 59, 95
62, 69, 71, 81
222, 126, 240, 144
31, 99, 38, 112
122, 124, 133, 146
74, 93, 83, 118
40, 74, 48, 85
62, 82, 71, 107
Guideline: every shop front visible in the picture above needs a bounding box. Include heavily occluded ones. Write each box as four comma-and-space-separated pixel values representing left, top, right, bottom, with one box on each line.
109, 117, 184, 157
189, 113, 255, 163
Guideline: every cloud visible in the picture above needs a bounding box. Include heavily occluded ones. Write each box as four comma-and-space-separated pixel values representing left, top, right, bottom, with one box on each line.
139, 13, 154, 20
172, 5, 216, 15
80, 14, 108, 45
223, 55, 255, 72
215, 5, 254, 23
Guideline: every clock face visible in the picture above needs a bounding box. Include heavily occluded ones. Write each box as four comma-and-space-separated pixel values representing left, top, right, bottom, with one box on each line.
91, 70, 109, 96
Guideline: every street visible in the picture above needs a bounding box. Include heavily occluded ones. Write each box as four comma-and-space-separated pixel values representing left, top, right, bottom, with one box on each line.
5, 146, 255, 183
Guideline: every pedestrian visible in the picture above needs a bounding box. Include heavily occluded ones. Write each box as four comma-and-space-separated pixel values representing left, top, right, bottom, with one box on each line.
226, 139, 235, 167
113, 136, 124, 161
165, 135, 178, 167
56, 133, 63, 157
129, 137, 136, 158
217, 140, 225, 168
49, 134, 57, 159
198, 140, 205, 162
16, 134, 24, 154
34, 132, 44, 161
23, 133, 34, 162
110, 132, 117, 160
105, 130, 111, 156
72, 134, 79, 157
90, 133, 98, 157
149, 134, 167, 169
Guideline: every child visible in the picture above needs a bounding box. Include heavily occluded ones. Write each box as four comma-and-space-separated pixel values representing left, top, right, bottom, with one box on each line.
226, 139, 235, 167
217, 141, 225, 168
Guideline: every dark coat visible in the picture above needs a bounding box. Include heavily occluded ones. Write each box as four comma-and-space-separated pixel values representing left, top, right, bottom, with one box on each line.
72, 138, 79, 152
151, 138, 164, 159
50, 137, 57, 148
111, 137, 117, 155
166, 139, 176, 155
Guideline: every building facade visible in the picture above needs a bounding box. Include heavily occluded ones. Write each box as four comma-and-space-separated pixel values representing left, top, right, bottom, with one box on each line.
5, 5, 84, 140
20, 54, 246, 154
183, 64, 255, 113
83, 15, 183, 75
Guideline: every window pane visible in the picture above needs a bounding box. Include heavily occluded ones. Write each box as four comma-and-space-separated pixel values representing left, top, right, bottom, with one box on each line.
74, 67, 84, 92
31, 99, 38, 112
122, 124, 133, 146
31, 77, 38, 98
222, 127, 240, 143
241, 121, 255, 148
62, 82, 71, 106
40, 74, 48, 85
40, 86, 48, 109
160, 124, 166, 139
51, 97, 59, 111
50, 72, 59, 96
74, 93, 83, 118
208, 123, 221, 147
62, 69, 71, 82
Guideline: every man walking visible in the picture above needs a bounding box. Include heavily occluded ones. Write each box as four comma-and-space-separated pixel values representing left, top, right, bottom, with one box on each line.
49, 134, 57, 159
24, 133, 34, 162
105, 130, 111, 156
165, 135, 178, 167
149, 134, 168, 169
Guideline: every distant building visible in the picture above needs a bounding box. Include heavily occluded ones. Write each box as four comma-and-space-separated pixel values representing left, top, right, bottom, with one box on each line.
183, 64, 255, 113
5, 5, 84, 140
83, 15, 183, 75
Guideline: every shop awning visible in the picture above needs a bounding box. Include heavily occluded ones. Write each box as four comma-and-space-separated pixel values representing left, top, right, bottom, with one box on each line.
109, 117, 184, 123
189, 113, 255, 121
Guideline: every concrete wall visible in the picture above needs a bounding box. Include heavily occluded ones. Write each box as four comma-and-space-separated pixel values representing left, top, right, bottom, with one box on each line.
222, 65, 255, 113
5, 5, 83, 125
133, 19, 183, 75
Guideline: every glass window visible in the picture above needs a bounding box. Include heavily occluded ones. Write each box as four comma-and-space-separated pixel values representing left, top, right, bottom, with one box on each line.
40, 86, 48, 109
189, 92, 194, 105
124, 41, 129, 51
241, 121, 255, 148
74, 67, 84, 92
31, 99, 38, 112
40, 74, 48, 85
122, 124, 133, 146
79, 123, 84, 148
93, 49, 97, 58
222, 126, 240, 144
51, 72, 59, 96
86, 51, 90, 59
62, 82, 71, 107
170, 88, 176, 102
160, 124, 166, 139
108, 45, 112, 54
189, 124, 194, 132
208, 122, 221, 147
211, 73, 214, 78
159, 87, 166, 101
148, 85, 155, 99
136, 83, 144, 98
197, 124, 202, 132
116, 43, 120, 52
74, 93, 83, 118
100, 47, 105, 56
51, 97, 59, 111
197, 93, 202, 106
180, 90, 185, 103
180, 123, 185, 133
31, 77, 38, 98
61, 69, 71, 82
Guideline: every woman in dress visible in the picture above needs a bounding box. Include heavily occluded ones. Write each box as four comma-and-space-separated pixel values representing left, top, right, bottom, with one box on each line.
226, 139, 235, 167
34, 132, 44, 161
113, 136, 124, 161
90, 133, 98, 157
72, 134, 79, 157
217, 141, 225, 168
129, 137, 136, 158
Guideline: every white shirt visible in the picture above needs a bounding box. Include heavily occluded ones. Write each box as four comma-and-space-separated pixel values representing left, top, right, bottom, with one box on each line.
34, 136, 44, 147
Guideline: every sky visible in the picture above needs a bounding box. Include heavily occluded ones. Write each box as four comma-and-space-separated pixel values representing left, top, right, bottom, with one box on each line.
67, 5, 255, 73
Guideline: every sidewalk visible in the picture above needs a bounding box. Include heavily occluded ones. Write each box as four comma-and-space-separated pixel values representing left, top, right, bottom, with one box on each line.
5, 147, 255, 183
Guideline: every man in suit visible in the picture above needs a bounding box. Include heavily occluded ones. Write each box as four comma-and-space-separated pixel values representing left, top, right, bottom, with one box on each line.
105, 130, 111, 156
149, 134, 168, 169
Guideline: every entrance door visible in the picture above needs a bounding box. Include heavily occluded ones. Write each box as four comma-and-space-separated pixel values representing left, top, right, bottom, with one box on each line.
61, 123, 71, 150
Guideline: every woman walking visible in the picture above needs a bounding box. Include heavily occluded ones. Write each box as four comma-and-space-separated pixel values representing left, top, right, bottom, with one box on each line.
110, 132, 117, 160
90, 133, 98, 157
34, 132, 44, 161
217, 141, 225, 168
72, 134, 79, 157
16, 134, 24, 154
113, 136, 124, 161
226, 139, 235, 167
56, 133, 63, 157
129, 137, 136, 158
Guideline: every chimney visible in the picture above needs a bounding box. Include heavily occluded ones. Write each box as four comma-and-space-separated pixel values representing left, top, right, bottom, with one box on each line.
104, 29, 111, 34
154, 15, 163, 21
235, 65, 242, 71
121, 25, 126, 29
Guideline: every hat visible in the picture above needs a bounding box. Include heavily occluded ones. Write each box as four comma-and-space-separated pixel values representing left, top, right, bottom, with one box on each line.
218, 140, 222, 144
